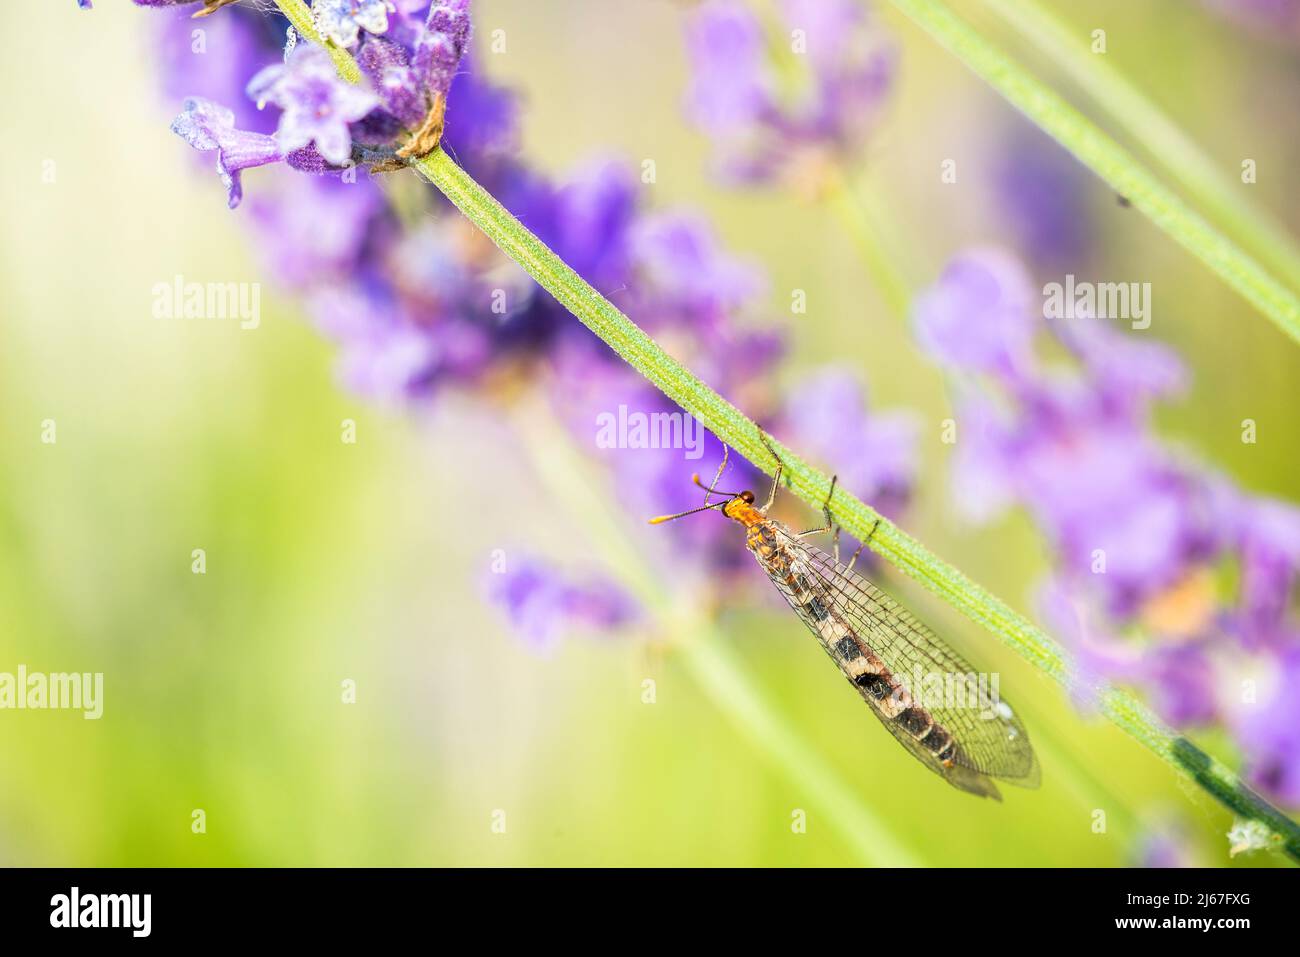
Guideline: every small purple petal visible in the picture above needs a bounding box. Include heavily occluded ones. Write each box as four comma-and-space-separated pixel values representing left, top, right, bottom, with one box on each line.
357, 35, 426, 127
685, 0, 894, 183
1229, 648, 1300, 804
247, 46, 379, 167
170, 97, 283, 208
413, 0, 473, 99
912, 248, 1038, 377
780, 365, 918, 518
486, 556, 638, 654
631, 211, 765, 327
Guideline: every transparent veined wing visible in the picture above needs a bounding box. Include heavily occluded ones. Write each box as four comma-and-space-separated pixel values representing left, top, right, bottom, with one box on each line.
772, 526, 1040, 794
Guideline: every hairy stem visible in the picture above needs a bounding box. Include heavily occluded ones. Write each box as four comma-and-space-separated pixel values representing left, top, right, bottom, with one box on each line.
824, 171, 914, 323
977, 0, 1300, 293
273, 0, 1300, 861
886, 0, 1300, 345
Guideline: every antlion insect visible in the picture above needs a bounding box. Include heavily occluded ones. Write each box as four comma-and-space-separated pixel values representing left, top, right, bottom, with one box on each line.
651, 436, 1040, 799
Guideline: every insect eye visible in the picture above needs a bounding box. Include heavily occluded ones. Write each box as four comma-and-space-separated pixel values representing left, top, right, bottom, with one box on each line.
740, 490, 755, 504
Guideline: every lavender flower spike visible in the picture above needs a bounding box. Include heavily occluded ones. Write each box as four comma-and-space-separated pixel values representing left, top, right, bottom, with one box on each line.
247, 45, 379, 167
170, 97, 283, 209
315, 0, 395, 49
415, 0, 473, 100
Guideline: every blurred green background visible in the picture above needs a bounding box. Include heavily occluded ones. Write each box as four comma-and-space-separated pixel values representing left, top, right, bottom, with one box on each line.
1, 1, 1295, 866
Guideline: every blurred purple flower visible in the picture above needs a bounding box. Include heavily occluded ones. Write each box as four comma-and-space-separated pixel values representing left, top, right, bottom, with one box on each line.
992, 123, 1093, 271
685, 0, 894, 185
486, 557, 638, 654
922, 247, 1300, 802
631, 212, 765, 336
414, 0, 473, 99
245, 173, 384, 288
157, 3, 279, 133
1226, 649, 1300, 803
912, 248, 1038, 379
780, 365, 918, 521
1055, 313, 1187, 414
1205, 0, 1300, 40
1135, 821, 1201, 867
1229, 497, 1300, 652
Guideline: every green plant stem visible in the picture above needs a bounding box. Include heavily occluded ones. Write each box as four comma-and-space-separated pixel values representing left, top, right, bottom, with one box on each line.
273, 0, 1300, 862
977, 0, 1300, 293
514, 403, 921, 867
273, 0, 361, 83
885, 0, 1300, 346
824, 173, 914, 323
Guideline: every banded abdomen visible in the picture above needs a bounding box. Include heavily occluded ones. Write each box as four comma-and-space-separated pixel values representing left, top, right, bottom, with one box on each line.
745, 519, 969, 779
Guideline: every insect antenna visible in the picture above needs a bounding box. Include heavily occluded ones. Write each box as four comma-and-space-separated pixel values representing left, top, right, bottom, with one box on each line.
649, 445, 743, 523
647, 501, 727, 525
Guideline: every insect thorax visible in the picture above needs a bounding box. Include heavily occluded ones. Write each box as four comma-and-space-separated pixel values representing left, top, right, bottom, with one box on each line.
744, 518, 788, 569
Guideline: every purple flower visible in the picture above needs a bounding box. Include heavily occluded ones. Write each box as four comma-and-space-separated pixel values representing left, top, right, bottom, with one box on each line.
534, 158, 638, 294
630, 211, 765, 339
357, 35, 427, 127
247, 45, 379, 166
1226, 496, 1300, 652
921, 247, 1300, 802
779, 366, 918, 521
684, 2, 769, 138
314, 0, 394, 49
156, 3, 279, 132
1205, 0, 1300, 41
245, 172, 383, 288
414, 0, 473, 100
992, 122, 1094, 271
685, 0, 894, 184
1055, 313, 1187, 415
1135, 821, 1200, 868
170, 97, 283, 208
486, 557, 637, 654
309, 281, 441, 401
1225, 648, 1300, 804
912, 248, 1038, 379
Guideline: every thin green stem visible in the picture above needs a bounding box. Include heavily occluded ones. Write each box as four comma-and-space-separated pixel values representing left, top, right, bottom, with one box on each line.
885, 0, 1300, 346
824, 173, 914, 323
272, 0, 1300, 862
274, 0, 362, 83
977, 0, 1300, 293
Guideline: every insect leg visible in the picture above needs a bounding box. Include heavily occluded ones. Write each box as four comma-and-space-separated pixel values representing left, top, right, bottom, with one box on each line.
796, 474, 837, 541
845, 518, 882, 575
756, 431, 784, 513
700, 444, 730, 505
